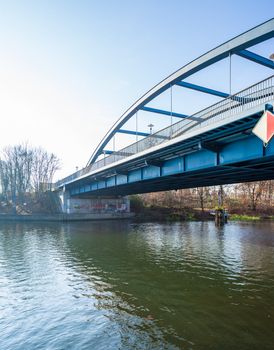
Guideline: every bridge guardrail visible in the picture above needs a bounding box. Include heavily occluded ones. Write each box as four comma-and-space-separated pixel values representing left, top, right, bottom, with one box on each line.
55, 75, 274, 188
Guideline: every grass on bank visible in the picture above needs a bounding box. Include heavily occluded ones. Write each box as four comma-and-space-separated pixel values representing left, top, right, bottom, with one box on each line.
230, 214, 262, 221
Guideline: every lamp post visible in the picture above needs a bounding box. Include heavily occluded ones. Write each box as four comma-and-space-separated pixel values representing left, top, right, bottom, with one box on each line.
148, 123, 154, 135
148, 123, 154, 147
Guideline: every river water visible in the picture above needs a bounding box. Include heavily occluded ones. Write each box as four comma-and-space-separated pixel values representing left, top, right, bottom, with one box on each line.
0, 220, 274, 349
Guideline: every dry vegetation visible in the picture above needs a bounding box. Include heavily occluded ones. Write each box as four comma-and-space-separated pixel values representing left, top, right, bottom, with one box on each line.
134, 181, 273, 219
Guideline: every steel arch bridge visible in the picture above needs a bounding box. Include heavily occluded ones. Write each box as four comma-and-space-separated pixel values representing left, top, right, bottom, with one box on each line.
56, 19, 274, 197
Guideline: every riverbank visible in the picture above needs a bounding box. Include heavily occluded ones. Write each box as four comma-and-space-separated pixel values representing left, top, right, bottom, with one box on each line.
133, 206, 212, 222
0, 212, 134, 222
0, 210, 273, 223
229, 214, 274, 221
132, 205, 274, 223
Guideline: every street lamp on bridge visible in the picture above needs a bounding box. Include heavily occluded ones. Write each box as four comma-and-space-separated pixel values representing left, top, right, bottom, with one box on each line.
148, 123, 154, 135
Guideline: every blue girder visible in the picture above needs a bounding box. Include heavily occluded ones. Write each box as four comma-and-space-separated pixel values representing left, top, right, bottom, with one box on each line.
140, 106, 201, 121
117, 129, 150, 137
237, 49, 274, 69
176, 81, 252, 103
176, 81, 229, 98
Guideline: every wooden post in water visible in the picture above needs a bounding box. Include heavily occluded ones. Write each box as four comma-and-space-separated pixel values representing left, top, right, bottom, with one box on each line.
215, 208, 227, 226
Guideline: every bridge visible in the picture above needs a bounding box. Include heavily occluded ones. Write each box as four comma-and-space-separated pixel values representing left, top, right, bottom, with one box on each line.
55, 19, 274, 214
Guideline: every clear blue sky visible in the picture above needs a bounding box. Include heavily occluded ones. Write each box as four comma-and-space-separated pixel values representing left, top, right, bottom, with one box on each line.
0, 0, 273, 178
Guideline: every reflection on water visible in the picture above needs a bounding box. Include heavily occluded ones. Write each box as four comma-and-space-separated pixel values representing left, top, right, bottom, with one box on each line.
0, 221, 274, 349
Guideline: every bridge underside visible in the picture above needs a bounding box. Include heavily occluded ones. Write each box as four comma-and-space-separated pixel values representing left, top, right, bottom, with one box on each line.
67, 109, 274, 197
71, 157, 274, 197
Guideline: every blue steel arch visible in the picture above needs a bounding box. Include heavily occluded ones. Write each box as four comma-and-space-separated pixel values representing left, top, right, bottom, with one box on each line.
87, 18, 274, 166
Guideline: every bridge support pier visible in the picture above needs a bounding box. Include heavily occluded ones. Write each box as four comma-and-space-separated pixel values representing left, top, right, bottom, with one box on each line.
59, 186, 70, 213
58, 187, 131, 218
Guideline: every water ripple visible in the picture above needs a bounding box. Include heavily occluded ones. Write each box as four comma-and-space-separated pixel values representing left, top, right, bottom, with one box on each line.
0, 221, 274, 349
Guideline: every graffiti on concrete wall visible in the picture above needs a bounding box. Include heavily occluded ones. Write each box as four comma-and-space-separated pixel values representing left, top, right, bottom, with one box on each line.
67, 197, 130, 214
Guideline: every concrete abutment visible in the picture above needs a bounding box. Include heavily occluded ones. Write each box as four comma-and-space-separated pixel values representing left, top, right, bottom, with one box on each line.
58, 187, 131, 219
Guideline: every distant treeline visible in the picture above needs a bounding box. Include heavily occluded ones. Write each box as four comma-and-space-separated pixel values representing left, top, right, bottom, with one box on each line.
135, 182, 273, 214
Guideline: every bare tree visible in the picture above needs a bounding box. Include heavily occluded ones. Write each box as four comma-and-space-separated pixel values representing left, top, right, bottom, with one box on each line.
0, 143, 61, 209
237, 181, 268, 211
218, 185, 225, 207
196, 187, 206, 212
0, 143, 32, 204
32, 148, 60, 193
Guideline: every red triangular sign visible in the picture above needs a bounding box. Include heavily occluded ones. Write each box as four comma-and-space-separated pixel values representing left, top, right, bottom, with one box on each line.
266, 111, 274, 142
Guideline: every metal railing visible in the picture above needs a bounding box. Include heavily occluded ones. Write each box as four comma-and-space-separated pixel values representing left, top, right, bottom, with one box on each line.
55, 75, 274, 187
